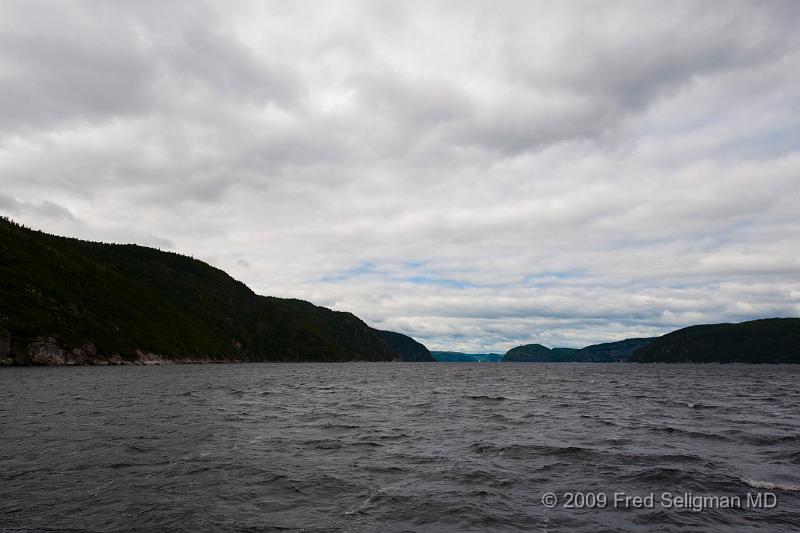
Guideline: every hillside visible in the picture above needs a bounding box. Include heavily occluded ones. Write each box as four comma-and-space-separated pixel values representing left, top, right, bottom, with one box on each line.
573, 338, 654, 362
502, 344, 568, 362
631, 318, 800, 363
502, 340, 652, 362
374, 330, 435, 362
0, 217, 400, 365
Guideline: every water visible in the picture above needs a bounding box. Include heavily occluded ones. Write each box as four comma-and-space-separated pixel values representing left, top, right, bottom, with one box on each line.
2, 363, 799, 532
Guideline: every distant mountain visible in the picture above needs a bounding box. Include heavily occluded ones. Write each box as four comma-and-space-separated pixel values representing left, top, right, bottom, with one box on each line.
375, 330, 435, 362
502, 340, 652, 362
573, 338, 654, 362
551, 347, 580, 358
631, 318, 800, 363
431, 351, 503, 362
502, 343, 571, 362
0, 217, 401, 365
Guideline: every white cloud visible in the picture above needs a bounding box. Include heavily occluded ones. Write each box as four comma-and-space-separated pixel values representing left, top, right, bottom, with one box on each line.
1, 1, 799, 351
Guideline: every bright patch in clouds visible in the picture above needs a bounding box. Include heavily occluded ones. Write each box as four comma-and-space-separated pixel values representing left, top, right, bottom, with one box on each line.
2, 1, 799, 351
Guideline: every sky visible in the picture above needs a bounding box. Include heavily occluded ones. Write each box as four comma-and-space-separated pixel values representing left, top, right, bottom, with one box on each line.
1, 1, 799, 352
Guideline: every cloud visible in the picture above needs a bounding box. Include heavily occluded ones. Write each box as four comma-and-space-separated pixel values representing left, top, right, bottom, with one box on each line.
0, 194, 77, 222
1, 1, 799, 351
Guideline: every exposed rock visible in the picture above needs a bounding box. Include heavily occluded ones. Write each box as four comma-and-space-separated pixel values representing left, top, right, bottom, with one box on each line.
0, 330, 9, 359
28, 337, 66, 365
66, 342, 98, 365
1, 217, 395, 364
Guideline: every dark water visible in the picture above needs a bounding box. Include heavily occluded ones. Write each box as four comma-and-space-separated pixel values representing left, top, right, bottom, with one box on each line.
2, 363, 799, 532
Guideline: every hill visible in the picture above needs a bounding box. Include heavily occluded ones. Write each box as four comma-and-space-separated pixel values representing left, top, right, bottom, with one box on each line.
573, 338, 654, 362
374, 330, 435, 362
502, 340, 653, 362
502, 343, 572, 362
0, 217, 402, 365
631, 318, 800, 363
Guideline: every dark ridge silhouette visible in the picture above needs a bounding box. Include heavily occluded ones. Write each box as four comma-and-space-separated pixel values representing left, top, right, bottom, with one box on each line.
374, 329, 435, 362
0, 216, 401, 365
631, 318, 800, 363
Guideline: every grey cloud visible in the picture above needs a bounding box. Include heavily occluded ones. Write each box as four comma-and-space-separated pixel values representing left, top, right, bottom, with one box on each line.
0, 194, 77, 222
1, 1, 799, 350
143, 234, 175, 250
0, 1, 299, 135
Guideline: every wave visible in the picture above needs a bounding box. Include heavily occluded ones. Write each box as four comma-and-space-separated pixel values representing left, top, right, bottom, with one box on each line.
467, 395, 508, 401
742, 478, 800, 492
648, 425, 731, 441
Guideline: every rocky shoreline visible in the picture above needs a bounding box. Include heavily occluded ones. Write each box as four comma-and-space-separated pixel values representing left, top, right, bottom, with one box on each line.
0, 336, 239, 366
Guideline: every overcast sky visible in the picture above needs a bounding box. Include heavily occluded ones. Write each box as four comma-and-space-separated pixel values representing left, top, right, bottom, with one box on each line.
2, 1, 799, 351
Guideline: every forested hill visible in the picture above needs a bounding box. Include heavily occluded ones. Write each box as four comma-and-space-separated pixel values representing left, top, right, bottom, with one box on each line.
374, 330, 436, 362
630, 318, 800, 363
502, 344, 580, 362
0, 217, 398, 365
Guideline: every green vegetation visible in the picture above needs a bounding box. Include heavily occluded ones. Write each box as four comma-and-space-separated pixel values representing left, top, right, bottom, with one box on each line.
502, 343, 562, 362
374, 330, 435, 362
0, 217, 396, 363
499, 339, 654, 363
631, 318, 800, 363
572, 338, 654, 362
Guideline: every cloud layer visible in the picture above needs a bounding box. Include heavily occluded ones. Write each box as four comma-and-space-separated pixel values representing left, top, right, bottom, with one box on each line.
2, 1, 799, 351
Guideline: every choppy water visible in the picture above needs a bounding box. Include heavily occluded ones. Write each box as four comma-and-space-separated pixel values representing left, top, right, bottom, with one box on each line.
2, 363, 799, 532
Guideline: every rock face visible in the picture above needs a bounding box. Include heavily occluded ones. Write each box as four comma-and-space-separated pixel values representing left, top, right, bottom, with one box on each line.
12, 336, 237, 366
374, 330, 435, 362
0, 326, 13, 365
28, 337, 66, 365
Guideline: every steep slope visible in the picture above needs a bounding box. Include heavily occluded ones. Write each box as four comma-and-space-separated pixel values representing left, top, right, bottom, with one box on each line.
374, 330, 435, 362
631, 318, 800, 363
0, 217, 395, 364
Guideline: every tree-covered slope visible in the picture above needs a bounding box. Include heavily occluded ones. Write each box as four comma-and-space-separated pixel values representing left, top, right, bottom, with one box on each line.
502, 343, 559, 362
502, 340, 651, 362
573, 338, 654, 362
0, 217, 395, 364
374, 330, 435, 362
631, 318, 800, 363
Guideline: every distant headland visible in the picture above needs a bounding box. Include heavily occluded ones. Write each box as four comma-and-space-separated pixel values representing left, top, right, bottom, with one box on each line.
1, 217, 797, 366
498, 319, 799, 363
0, 217, 433, 365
